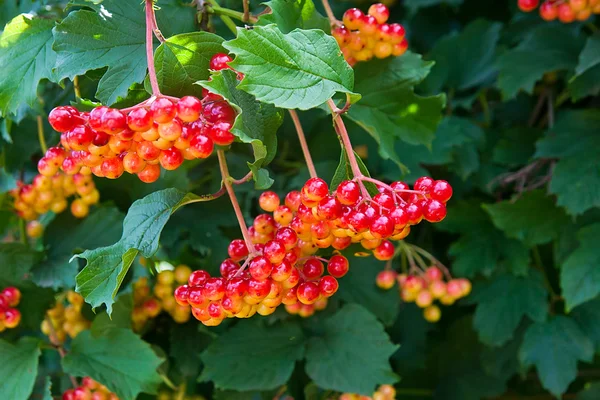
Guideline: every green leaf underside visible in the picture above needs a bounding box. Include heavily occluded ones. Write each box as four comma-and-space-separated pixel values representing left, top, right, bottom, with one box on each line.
470, 271, 548, 347
62, 328, 163, 399
74, 189, 202, 314
0, 15, 57, 115
305, 305, 398, 395
346, 53, 445, 171
200, 320, 305, 391
560, 223, 600, 311
224, 25, 357, 110
0, 338, 40, 400
519, 316, 594, 398
330, 149, 378, 195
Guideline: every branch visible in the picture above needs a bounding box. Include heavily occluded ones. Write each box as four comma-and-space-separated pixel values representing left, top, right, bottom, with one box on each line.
288, 110, 317, 178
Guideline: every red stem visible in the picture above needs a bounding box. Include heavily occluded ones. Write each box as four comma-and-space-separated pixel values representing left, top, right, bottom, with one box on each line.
217, 150, 256, 254
145, 0, 161, 96
288, 110, 317, 179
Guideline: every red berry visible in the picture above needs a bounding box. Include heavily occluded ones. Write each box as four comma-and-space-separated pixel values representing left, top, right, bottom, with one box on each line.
225, 277, 249, 298
4, 308, 21, 328
431, 180, 453, 203
370, 215, 394, 238
101, 157, 124, 179
518, 0, 539, 12
274, 227, 298, 250
249, 256, 273, 281
189, 134, 214, 159
372, 193, 395, 214
137, 141, 161, 161
327, 255, 349, 278
368, 3, 390, 24
187, 286, 207, 308
228, 239, 249, 261
247, 278, 271, 299
336, 180, 361, 206
205, 123, 235, 146
425, 266, 443, 282
92, 131, 110, 147
89, 106, 108, 131
138, 163, 161, 183
447, 280, 463, 298
373, 240, 394, 261
319, 276, 339, 297
123, 152, 146, 174
414, 176, 435, 193
177, 96, 202, 123
271, 260, 293, 282
303, 177, 329, 202
127, 108, 154, 131
317, 195, 342, 220
101, 108, 127, 134
67, 125, 94, 151
285, 190, 302, 211
150, 98, 177, 123
220, 258, 240, 279
174, 285, 189, 306
203, 101, 235, 125
188, 270, 210, 286
405, 203, 423, 225
343, 8, 364, 30
539, 1, 558, 20
423, 199, 447, 223
158, 147, 184, 170
210, 53, 233, 71
48, 106, 77, 132
2, 287, 20, 307
297, 281, 320, 304
263, 240, 286, 264
376, 270, 397, 290
259, 191, 280, 212
558, 3, 576, 22
303, 258, 324, 280
202, 277, 226, 300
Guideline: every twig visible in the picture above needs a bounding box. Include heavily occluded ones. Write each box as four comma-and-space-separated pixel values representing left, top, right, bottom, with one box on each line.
217, 150, 256, 254
288, 110, 317, 178
150, 3, 165, 43
73, 76, 81, 99
145, 0, 161, 95
321, 0, 341, 27
242, 0, 250, 22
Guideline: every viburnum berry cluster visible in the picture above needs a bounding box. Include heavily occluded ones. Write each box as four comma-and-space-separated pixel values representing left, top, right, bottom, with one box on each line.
173, 186, 352, 326
518, 0, 600, 22
332, 3, 408, 65
40, 53, 237, 183
131, 265, 193, 330
42, 291, 90, 342
62, 377, 119, 400
10, 172, 100, 237
0, 287, 21, 332
340, 384, 396, 400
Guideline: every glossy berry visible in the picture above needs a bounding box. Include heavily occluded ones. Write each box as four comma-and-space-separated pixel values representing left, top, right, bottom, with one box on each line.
259, 191, 280, 212
327, 255, 349, 278
210, 53, 233, 70
49, 107, 77, 133
423, 199, 447, 223
368, 3, 390, 24
319, 276, 339, 297
127, 108, 153, 131
297, 281, 320, 304
343, 8, 364, 30
336, 180, 361, 205
518, 0, 539, 11
227, 239, 249, 261
2, 287, 21, 307
150, 98, 176, 123
373, 240, 394, 261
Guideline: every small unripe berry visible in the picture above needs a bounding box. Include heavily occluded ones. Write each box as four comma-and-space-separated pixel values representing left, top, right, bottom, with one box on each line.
376, 270, 397, 290
424, 305, 441, 323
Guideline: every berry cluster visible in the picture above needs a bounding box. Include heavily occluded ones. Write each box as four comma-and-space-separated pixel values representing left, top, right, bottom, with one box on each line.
154, 266, 193, 323
285, 296, 329, 318
62, 377, 119, 400
340, 384, 396, 400
518, 0, 600, 22
174, 184, 352, 326
0, 287, 21, 332
41, 54, 237, 183
42, 291, 90, 342
11, 172, 99, 237
332, 3, 408, 65
132, 277, 162, 332
295, 176, 451, 258
376, 267, 471, 323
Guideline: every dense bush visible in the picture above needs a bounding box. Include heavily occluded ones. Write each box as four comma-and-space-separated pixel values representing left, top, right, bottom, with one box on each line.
0, 0, 599, 399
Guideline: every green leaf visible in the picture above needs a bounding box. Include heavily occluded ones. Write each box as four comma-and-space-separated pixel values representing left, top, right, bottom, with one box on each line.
346, 53, 445, 170
519, 316, 594, 398
223, 25, 357, 110
200, 319, 305, 391
403, 0, 464, 12
483, 190, 570, 247
0, 243, 41, 286
170, 323, 212, 379
421, 19, 501, 93
62, 328, 163, 399
497, 25, 585, 99
492, 127, 539, 167
32, 206, 124, 289
200, 69, 284, 181
154, 32, 226, 99
569, 33, 600, 101
0, 338, 40, 400
305, 304, 398, 395
91, 293, 133, 336
535, 110, 600, 215
470, 271, 548, 347
0, 14, 56, 115
337, 257, 401, 326
560, 224, 600, 311
74, 189, 201, 314
330, 149, 378, 195
154, 0, 196, 39
572, 299, 600, 352
257, 0, 329, 33
437, 201, 530, 277
432, 116, 484, 179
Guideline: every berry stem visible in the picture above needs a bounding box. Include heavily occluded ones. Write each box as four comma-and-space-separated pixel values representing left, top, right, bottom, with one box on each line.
217, 149, 256, 255
321, 0, 340, 27
242, 0, 250, 22
145, 0, 161, 96
150, 6, 165, 43
18, 219, 28, 247
73, 76, 81, 99
44, 316, 79, 388
205, 0, 257, 24
410, 244, 452, 280
36, 115, 47, 153
288, 110, 317, 179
